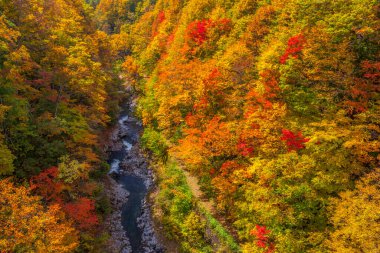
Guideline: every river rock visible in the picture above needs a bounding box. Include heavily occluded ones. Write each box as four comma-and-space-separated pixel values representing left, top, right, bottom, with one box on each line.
105, 92, 164, 252
105, 176, 132, 253
137, 199, 165, 253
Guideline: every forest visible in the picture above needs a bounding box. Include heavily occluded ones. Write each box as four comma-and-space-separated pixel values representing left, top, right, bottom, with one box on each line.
0, 0, 379, 252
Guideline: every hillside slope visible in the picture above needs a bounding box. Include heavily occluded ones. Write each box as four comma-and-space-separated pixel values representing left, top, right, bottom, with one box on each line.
102, 0, 380, 252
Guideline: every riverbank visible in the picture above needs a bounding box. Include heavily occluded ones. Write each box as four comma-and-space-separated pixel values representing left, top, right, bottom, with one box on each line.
102, 86, 239, 253
103, 90, 164, 253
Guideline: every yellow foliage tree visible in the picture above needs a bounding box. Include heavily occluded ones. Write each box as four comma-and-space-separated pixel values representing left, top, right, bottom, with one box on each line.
0, 179, 78, 252
327, 168, 380, 252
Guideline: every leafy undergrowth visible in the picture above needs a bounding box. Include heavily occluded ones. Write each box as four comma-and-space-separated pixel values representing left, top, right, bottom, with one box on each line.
199, 206, 241, 252
149, 157, 240, 253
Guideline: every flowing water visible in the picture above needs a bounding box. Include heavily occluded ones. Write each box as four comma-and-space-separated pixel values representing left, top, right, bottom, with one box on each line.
119, 175, 146, 252
107, 105, 162, 253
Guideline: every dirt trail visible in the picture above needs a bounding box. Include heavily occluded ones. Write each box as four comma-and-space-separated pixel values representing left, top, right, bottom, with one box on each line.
183, 170, 215, 214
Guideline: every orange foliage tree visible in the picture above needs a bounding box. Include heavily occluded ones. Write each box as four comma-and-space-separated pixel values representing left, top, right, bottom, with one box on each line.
0, 179, 78, 252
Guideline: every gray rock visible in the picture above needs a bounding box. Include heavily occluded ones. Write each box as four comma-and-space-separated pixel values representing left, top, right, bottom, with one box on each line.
104, 177, 132, 253
104, 89, 164, 252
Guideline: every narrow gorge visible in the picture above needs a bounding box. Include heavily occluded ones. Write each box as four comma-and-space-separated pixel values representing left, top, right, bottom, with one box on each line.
104, 90, 164, 253
0, 0, 378, 252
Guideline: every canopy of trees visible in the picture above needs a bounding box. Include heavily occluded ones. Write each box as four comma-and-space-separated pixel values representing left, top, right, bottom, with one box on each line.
115, 0, 380, 252
0, 0, 123, 250
1, 0, 379, 251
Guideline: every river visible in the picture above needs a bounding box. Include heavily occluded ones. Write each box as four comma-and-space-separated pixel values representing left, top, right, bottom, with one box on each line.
105, 99, 164, 253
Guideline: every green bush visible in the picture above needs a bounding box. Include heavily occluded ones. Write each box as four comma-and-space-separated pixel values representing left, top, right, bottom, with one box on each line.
90, 161, 110, 179
155, 162, 213, 252
75, 232, 109, 253
200, 207, 240, 252
141, 127, 168, 162
96, 194, 112, 217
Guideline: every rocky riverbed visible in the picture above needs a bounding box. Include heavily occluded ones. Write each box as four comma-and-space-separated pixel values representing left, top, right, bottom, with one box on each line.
104, 97, 164, 253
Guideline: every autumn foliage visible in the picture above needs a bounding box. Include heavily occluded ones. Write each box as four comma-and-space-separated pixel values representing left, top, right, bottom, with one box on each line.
280, 34, 306, 64
0, 0, 122, 250
237, 140, 254, 157
123, 0, 379, 251
0, 179, 78, 252
187, 19, 231, 45
250, 225, 274, 252
1, 0, 379, 251
64, 198, 99, 230
30, 166, 99, 231
30, 167, 63, 203
280, 129, 310, 151
187, 19, 212, 45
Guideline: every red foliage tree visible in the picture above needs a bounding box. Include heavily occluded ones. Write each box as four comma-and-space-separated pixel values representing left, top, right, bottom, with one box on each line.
30, 167, 63, 203
237, 140, 254, 157
152, 11, 166, 37
280, 34, 306, 64
157, 11, 166, 24
187, 19, 212, 45
250, 225, 275, 252
281, 129, 310, 151
219, 161, 240, 176
187, 18, 231, 45
64, 197, 98, 230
